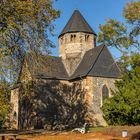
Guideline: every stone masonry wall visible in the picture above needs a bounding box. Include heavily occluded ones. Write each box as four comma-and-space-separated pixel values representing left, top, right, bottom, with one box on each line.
10, 88, 19, 129
59, 32, 95, 58
10, 75, 118, 129
83, 76, 117, 126
10, 60, 32, 129
17, 79, 87, 130
59, 32, 96, 75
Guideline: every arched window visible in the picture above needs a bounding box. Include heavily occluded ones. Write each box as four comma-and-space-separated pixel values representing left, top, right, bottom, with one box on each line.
74, 34, 76, 42
102, 84, 109, 104
71, 35, 73, 42
85, 35, 89, 41
71, 34, 76, 42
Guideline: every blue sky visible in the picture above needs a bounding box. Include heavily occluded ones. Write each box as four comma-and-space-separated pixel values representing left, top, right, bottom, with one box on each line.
50, 0, 132, 59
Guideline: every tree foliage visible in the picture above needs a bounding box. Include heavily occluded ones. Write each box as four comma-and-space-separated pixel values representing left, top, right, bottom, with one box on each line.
0, 0, 60, 129
124, 1, 140, 26
102, 54, 140, 125
99, 1, 140, 125
0, 80, 10, 128
98, 1, 140, 54
98, 19, 133, 53
0, 0, 60, 81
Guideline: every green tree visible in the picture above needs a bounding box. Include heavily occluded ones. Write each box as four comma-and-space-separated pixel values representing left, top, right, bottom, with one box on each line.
0, 0, 60, 81
98, 1, 140, 54
102, 54, 140, 125
98, 1, 140, 125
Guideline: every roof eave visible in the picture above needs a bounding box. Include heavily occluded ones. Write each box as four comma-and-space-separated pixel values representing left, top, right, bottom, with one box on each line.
58, 31, 97, 38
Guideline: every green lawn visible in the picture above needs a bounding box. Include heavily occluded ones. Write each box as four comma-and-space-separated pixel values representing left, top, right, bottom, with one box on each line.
88, 127, 105, 132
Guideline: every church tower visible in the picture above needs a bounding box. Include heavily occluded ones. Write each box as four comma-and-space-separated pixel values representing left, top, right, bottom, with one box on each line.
59, 10, 97, 75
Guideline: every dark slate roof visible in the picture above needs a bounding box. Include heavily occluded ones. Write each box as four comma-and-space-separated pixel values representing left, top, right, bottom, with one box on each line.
88, 46, 121, 78
70, 44, 121, 80
70, 45, 104, 79
25, 55, 69, 80
22, 44, 121, 81
59, 10, 96, 37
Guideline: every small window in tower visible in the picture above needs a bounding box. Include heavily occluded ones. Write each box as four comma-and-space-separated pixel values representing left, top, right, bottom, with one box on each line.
85, 35, 89, 42
74, 34, 76, 42
71, 34, 76, 42
102, 84, 109, 104
71, 35, 74, 42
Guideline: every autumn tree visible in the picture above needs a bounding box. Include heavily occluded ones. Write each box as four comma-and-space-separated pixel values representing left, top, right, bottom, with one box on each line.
98, 1, 140, 125
0, 80, 10, 128
0, 0, 60, 128
0, 0, 60, 81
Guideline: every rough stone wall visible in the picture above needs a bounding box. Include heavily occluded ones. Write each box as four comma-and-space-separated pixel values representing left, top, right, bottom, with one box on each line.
59, 32, 96, 75
18, 79, 87, 130
10, 60, 32, 129
83, 76, 117, 126
10, 88, 19, 129
10, 75, 118, 129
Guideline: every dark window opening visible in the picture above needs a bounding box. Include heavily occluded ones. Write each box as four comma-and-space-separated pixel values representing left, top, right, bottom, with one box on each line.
102, 84, 109, 104
71, 34, 76, 42
85, 35, 89, 41
13, 111, 17, 118
71, 35, 73, 41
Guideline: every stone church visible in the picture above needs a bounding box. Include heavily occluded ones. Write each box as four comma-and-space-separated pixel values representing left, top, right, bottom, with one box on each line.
10, 10, 121, 130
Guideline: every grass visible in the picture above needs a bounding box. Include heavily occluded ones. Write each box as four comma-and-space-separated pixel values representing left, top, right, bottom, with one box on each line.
88, 126, 105, 132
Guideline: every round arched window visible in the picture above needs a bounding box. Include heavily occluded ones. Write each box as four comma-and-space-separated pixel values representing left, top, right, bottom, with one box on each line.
102, 84, 109, 104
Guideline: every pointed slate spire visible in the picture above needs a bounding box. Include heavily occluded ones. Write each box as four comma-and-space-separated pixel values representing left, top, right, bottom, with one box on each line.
59, 10, 96, 37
